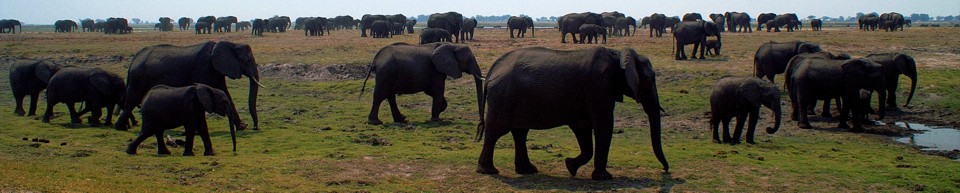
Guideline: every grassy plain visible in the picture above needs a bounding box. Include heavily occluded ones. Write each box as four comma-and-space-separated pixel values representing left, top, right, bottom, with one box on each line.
1, 24, 959, 192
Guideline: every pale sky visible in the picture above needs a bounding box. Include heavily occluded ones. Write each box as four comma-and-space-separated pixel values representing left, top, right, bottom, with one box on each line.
1, 0, 958, 24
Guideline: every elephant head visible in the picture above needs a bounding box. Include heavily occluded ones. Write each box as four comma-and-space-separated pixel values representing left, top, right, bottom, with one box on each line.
619, 49, 669, 172
797, 42, 821, 54
211, 41, 263, 130
523, 16, 535, 37
432, 44, 484, 125
34, 61, 61, 84
703, 21, 721, 43
193, 84, 238, 152
867, 53, 918, 107
741, 79, 782, 134
842, 59, 886, 120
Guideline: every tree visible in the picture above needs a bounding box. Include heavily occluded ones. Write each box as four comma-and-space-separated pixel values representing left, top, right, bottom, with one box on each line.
856, 12, 865, 18
838, 16, 845, 22
131, 18, 141, 24
807, 15, 816, 20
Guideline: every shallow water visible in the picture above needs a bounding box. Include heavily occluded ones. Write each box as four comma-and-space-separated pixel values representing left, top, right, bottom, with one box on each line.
894, 122, 960, 152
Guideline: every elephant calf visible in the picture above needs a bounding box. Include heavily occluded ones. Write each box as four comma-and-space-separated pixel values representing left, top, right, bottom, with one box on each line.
420, 28, 450, 44
578, 24, 606, 44
710, 76, 782, 145
9, 59, 62, 116
126, 84, 239, 156
41, 67, 125, 127
705, 39, 721, 56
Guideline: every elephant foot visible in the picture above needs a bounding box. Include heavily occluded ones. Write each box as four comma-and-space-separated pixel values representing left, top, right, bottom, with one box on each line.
204, 151, 216, 156
115, 123, 129, 131
367, 118, 383, 125
70, 118, 82, 124
88, 118, 101, 127
183, 151, 195, 156
712, 137, 722, 143
41, 116, 51, 123
393, 116, 408, 124
125, 147, 137, 155
515, 162, 539, 175
798, 122, 813, 129
591, 170, 613, 181
747, 139, 757, 144
430, 117, 442, 122
838, 122, 850, 129
849, 127, 865, 133
699, 56, 706, 59
728, 140, 741, 146
14, 110, 25, 116
564, 158, 584, 177
476, 165, 500, 174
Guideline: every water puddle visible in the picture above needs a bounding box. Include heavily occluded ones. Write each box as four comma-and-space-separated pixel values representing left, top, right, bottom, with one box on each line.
893, 122, 960, 160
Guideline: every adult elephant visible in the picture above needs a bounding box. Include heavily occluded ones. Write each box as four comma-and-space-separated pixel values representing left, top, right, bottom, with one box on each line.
767, 14, 799, 32
419, 28, 451, 44
476, 47, 668, 180
601, 11, 625, 35
810, 19, 822, 31
428, 12, 464, 43
673, 21, 721, 60
215, 16, 238, 32
724, 12, 751, 33
864, 53, 917, 108
682, 13, 702, 21
789, 58, 885, 132
507, 16, 534, 38
42, 67, 125, 127
293, 17, 308, 30
0, 19, 22, 33
126, 84, 239, 156
158, 17, 173, 31
360, 14, 387, 37
195, 22, 211, 34
197, 16, 216, 33
784, 52, 853, 119
859, 13, 879, 31
639, 16, 650, 29
267, 16, 290, 32
237, 21, 250, 31
104, 17, 129, 34
114, 41, 263, 131
370, 20, 390, 38
462, 18, 477, 40
178, 17, 192, 31
55, 20, 78, 33
359, 42, 482, 125
559, 12, 603, 43
614, 16, 637, 36
665, 16, 681, 33
304, 17, 327, 36
9, 59, 62, 116
386, 14, 407, 35
710, 14, 726, 32
251, 19, 265, 36
578, 24, 606, 44
81, 19, 95, 32
710, 76, 781, 145
756, 13, 776, 31
648, 13, 666, 37
880, 12, 904, 31
753, 41, 822, 82
406, 19, 417, 34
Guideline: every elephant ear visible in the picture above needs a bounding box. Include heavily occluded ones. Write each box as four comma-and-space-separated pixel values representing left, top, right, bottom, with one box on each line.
736, 79, 762, 106
432, 44, 463, 79
34, 62, 57, 84
88, 69, 114, 95
194, 85, 218, 114
211, 41, 243, 79
621, 48, 641, 101
797, 42, 821, 54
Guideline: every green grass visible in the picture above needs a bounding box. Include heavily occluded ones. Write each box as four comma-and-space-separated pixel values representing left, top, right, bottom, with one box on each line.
1, 26, 960, 192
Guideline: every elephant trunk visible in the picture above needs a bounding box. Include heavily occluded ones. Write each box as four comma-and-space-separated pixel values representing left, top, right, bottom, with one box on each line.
641, 95, 669, 172
470, 61, 486, 142
530, 24, 534, 37
766, 101, 782, 134
904, 73, 917, 107
247, 69, 262, 130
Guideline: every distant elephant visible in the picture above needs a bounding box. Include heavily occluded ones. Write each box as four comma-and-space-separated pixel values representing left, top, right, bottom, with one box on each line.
559, 12, 603, 43
724, 12, 751, 33
420, 28, 451, 44
9, 59, 62, 116
790, 20, 802, 31
237, 21, 250, 31
462, 18, 477, 40
214, 16, 238, 32
614, 16, 637, 36
753, 41, 822, 82
294, 17, 308, 30
648, 13, 667, 37
0, 19, 22, 33
359, 43, 482, 125
427, 12, 464, 43
673, 21, 721, 60
476, 47, 668, 180
104, 17, 129, 34
54, 20, 78, 33
157, 17, 173, 31
578, 24, 606, 44
81, 19, 95, 32
197, 16, 216, 33
859, 13, 879, 31
267, 16, 291, 33
304, 17, 327, 36
507, 16, 534, 38
370, 20, 390, 38
682, 13, 702, 21
864, 53, 917, 108
195, 22, 211, 34
704, 39, 721, 56
360, 14, 387, 37
125, 84, 239, 156
251, 19, 265, 36
406, 19, 417, 34
178, 17, 192, 31
665, 16, 681, 33
784, 51, 853, 119
880, 12, 904, 31
756, 13, 777, 31
114, 41, 262, 131
386, 14, 407, 35
810, 19, 822, 31
789, 58, 885, 132
42, 67, 125, 127
709, 14, 726, 32
904, 19, 911, 27
767, 14, 799, 32
640, 16, 650, 29
710, 76, 781, 145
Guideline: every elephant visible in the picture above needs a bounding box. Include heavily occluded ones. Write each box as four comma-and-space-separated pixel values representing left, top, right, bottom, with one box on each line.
237, 21, 250, 31
41, 67, 125, 127
81, 19, 95, 32
559, 12, 603, 43
333, 15, 356, 30
705, 39, 721, 56
507, 16, 534, 38
267, 16, 291, 33
125, 84, 239, 156
476, 46, 668, 180
810, 19, 822, 31
789, 58, 885, 132
359, 42, 482, 125
197, 16, 216, 33
600, 11, 625, 36
154, 23, 174, 31
157, 17, 173, 31
614, 16, 637, 36
360, 14, 387, 37
710, 14, 726, 32
294, 17, 308, 30
904, 19, 911, 27
790, 20, 802, 31
753, 41, 822, 82
859, 13, 879, 31
9, 59, 62, 116
756, 13, 777, 31
54, 20, 78, 33
385, 14, 407, 35
648, 13, 667, 37
864, 53, 917, 108
304, 17, 328, 36
251, 19, 265, 36
880, 12, 905, 31
370, 20, 390, 38
178, 17, 192, 31
427, 12, 464, 43
214, 16, 238, 32
0, 19, 22, 33
710, 76, 782, 145
420, 28, 451, 44
104, 17, 129, 34
767, 14, 799, 32
93, 20, 106, 32
462, 18, 477, 40
640, 16, 650, 29
406, 19, 417, 34
682, 13, 703, 21
578, 24, 606, 44
665, 16, 681, 33
673, 21, 721, 60
114, 41, 262, 131
195, 22, 211, 34
784, 51, 852, 120
724, 12, 751, 33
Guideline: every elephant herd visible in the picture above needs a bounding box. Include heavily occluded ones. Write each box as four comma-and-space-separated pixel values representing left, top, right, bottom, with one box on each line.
859, 12, 906, 32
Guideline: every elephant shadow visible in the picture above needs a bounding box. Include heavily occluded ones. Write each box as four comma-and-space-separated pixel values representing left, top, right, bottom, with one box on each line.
489, 172, 683, 192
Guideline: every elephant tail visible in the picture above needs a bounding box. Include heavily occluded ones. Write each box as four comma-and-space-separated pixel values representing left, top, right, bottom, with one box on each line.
358, 63, 375, 100
475, 81, 488, 142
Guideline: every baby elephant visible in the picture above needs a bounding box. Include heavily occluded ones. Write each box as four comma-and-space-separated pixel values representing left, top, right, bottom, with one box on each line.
9, 59, 62, 116
578, 24, 606, 44
42, 67, 125, 127
710, 76, 782, 145
705, 39, 721, 56
126, 84, 239, 156
420, 28, 451, 44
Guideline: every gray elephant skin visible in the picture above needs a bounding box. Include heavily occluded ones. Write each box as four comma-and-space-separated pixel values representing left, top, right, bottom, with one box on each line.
178, 17, 192, 31
709, 14, 726, 32
578, 24, 606, 44
81, 19, 95, 32
462, 18, 477, 40
789, 58, 885, 132
476, 47, 668, 180
360, 14, 387, 37
9, 59, 62, 116
360, 42, 482, 125
754, 41, 822, 82
195, 22, 211, 34
1, 19, 22, 33
41, 67, 125, 127
251, 19, 265, 36
370, 20, 390, 38
724, 12, 751, 33
507, 16, 534, 38
126, 84, 239, 156
673, 21, 721, 60
682, 13, 702, 21
810, 19, 822, 31
427, 12, 464, 43
54, 20, 78, 33
865, 53, 917, 108
710, 76, 782, 145
613, 16, 636, 36
405, 19, 417, 34
115, 41, 262, 131
559, 12, 603, 43
419, 28, 451, 44
784, 52, 852, 119
648, 13, 667, 37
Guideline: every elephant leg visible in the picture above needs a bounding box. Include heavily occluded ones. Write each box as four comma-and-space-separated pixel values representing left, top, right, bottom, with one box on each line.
565, 124, 593, 176
730, 111, 747, 145
125, 129, 153, 155
387, 95, 406, 123
820, 99, 832, 118
367, 90, 387, 125
675, 44, 683, 60
28, 94, 40, 116
104, 105, 114, 126
722, 118, 733, 142
13, 94, 25, 116
797, 95, 813, 129
510, 29, 515, 38
183, 124, 197, 156
154, 130, 171, 155
746, 108, 760, 144
476, 119, 510, 174
116, 90, 142, 130
710, 117, 721, 143
198, 121, 215, 156
88, 107, 102, 127
41, 101, 56, 123
66, 103, 81, 123
838, 96, 852, 130
429, 94, 447, 122
885, 81, 899, 108
591, 124, 614, 180
511, 128, 538, 174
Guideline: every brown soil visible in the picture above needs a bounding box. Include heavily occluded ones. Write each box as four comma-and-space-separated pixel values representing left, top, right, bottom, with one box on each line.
258, 63, 369, 81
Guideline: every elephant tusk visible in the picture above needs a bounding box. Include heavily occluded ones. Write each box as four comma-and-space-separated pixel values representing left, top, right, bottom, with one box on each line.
252, 78, 267, 88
